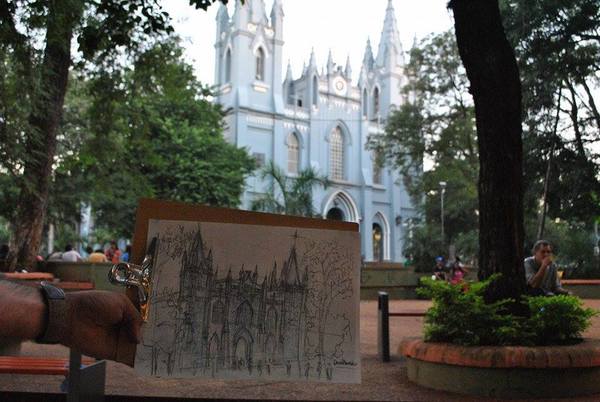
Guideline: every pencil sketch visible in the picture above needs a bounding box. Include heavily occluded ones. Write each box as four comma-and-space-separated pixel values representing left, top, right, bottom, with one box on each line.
135, 219, 360, 383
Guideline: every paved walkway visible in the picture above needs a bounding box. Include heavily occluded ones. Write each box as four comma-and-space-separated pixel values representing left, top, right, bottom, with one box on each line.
2, 299, 600, 401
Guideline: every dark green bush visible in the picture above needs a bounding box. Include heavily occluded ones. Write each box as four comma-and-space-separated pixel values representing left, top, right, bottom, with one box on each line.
524, 295, 596, 345
418, 276, 597, 346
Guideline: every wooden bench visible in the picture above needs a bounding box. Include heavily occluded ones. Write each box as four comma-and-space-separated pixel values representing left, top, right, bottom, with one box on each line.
0, 350, 106, 401
1, 272, 55, 281
561, 279, 600, 299
377, 291, 426, 362
54, 281, 95, 291
1, 272, 95, 292
0, 356, 95, 375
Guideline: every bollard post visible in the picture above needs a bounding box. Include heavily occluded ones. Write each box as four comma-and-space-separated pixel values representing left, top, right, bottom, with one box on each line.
67, 349, 106, 402
378, 291, 390, 362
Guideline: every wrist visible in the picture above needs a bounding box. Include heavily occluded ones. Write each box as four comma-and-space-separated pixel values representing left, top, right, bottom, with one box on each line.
36, 282, 67, 344
29, 287, 47, 340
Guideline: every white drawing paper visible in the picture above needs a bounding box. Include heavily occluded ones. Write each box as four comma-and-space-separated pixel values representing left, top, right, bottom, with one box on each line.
135, 219, 361, 383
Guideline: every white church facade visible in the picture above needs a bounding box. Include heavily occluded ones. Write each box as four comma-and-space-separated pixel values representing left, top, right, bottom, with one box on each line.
213, 0, 418, 262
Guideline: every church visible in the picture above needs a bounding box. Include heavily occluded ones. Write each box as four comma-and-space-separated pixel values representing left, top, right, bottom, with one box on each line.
212, 0, 418, 263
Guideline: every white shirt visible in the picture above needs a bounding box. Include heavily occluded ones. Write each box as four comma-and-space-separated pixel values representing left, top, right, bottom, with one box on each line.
62, 250, 82, 262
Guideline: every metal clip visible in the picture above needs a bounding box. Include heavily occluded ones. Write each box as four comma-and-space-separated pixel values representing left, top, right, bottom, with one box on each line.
108, 237, 157, 321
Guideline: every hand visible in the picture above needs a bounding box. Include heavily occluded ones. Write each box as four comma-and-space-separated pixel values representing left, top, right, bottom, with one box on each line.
61, 291, 142, 362
541, 255, 554, 268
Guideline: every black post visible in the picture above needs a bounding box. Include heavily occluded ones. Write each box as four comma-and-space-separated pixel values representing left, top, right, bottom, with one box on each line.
378, 291, 390, 362
67, 348, 106, 402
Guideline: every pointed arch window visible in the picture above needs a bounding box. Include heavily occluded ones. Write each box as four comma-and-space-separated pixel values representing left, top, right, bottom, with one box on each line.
372, 86, 380, 119
312, 76, 318, 107
373, 223, 384, 261
362, 88, 368, 117
287, 132, 300, 174
329, 126, 344, 180
255, 47, 265, 81
224, 49, 232, 83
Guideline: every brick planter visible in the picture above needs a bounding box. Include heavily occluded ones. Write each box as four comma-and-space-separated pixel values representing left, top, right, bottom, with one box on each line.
400, 338, 600, 399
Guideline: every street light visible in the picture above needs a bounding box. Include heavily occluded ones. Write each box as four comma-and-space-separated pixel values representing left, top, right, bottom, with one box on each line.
439, 181, 447, 246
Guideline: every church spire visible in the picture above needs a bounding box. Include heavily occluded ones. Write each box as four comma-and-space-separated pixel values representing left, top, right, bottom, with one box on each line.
308, 48, 317, 70
375, 0, 403, 68
270, 0, 284, 39
250, 0, 268, 25
233, 0, 249, 29
362, 38, 374, 71
327, 49, 334, 75
216, 2, 229, 27
285, 59, 293, 82
344, 55, 352, 81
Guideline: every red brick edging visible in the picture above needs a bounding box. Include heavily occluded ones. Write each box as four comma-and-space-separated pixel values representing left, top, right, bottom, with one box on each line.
399, 337, 600, 368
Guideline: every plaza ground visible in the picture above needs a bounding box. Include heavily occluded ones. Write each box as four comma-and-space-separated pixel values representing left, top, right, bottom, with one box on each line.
3, 299, 600, 401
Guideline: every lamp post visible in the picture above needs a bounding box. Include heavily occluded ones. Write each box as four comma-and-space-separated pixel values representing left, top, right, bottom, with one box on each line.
439, 181, 447, 246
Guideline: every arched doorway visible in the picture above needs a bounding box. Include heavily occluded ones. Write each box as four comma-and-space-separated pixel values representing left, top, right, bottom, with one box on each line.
322, 191, 359, 223
326, 207, 345, 221
373, 212, 391, 261
234, 336, 249, 370
373, 223, 383, 261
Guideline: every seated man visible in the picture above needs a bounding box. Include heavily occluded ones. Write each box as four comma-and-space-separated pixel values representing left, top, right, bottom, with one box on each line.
524, 240, 569, 296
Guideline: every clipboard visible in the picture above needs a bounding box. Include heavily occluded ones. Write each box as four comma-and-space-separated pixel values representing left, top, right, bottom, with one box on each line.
109, 198, 359, 369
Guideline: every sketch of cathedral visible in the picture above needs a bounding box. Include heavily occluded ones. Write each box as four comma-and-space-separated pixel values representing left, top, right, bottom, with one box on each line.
138, 220, 360, 382
172, 228, 308, 376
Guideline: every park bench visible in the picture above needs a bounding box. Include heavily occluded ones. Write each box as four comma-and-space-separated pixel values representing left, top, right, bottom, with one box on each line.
561, 279, 600, 299
0, 350, 105, 402
377, 291, 426, 362
2, 272, 55, 281
1, 271, 95, 292
0, 355, 95, 375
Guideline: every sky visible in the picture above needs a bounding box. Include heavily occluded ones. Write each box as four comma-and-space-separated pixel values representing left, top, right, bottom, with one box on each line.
162, 0, 454, 85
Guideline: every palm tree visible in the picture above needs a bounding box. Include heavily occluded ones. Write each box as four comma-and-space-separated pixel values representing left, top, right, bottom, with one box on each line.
251, 161, 329, 218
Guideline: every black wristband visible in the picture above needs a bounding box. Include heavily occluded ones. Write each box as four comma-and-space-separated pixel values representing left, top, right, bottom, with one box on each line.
36, 281, 67, 344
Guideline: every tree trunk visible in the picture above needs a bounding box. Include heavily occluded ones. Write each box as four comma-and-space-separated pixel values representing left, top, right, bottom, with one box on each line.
581, 78, 600, 132
565, 79, 586, 159
537, 89, 562, 240
7, 0, 82, 270
449, 0, 526, 303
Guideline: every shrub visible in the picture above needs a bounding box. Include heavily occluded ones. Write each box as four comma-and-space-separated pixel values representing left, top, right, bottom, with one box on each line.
418, 276, 597, 346
524, 295, 596, 345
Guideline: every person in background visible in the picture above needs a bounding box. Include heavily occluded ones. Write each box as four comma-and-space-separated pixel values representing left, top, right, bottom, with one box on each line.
433, 256, 446, 281
105, 241, 121, 264
47, 249, 63, 261
449, 256, 469, 284
86, 246, 108, 263
121, 245, 131, 263
524, 240, 570, 296
61, 244, 83, 262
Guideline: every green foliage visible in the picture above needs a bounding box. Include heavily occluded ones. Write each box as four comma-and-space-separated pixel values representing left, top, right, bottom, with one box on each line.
501, 0, 600, 224
524, 295, 596, 345
41, 37, 255, 239
251, 161, 329, 218
419, 277, 597, 346
368, 31, 478, 265
418, 276, 523, 346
